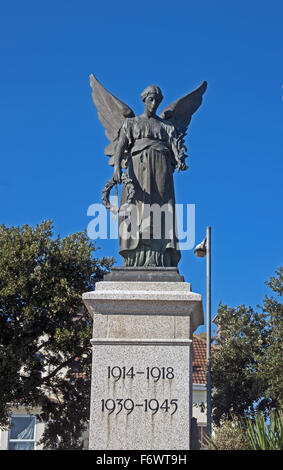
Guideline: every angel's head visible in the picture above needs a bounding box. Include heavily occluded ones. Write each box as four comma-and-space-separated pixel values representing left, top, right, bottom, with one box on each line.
141, 85, 163, 116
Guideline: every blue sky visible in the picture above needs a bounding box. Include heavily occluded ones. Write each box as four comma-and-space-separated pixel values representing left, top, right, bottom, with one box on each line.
0, 0, 282, 334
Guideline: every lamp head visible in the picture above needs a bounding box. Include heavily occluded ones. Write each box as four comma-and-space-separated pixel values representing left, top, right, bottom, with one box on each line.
194, 241, 207, 258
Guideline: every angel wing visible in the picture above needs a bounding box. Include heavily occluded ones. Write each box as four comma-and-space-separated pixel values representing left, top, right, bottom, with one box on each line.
89, 74, 135, 166
159, 81, 207, 135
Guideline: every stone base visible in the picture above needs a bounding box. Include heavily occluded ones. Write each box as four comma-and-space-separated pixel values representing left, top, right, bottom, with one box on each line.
103, 267, 184, 282
83, 277, 203, 450
89, 339, 191, 450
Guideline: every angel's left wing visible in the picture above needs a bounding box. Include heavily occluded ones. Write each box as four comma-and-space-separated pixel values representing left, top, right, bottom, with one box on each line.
159, 81, 207, 135
90, 74, 135, 165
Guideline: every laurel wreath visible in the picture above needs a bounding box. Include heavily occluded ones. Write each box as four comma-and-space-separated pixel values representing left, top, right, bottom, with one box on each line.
101, 171, 135, 214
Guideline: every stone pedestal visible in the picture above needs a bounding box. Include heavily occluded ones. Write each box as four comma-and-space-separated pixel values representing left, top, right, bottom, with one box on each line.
83, 268, 203, 450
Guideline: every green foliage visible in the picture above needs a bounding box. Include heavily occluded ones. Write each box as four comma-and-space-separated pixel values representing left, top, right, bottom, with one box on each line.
211, 267, 283, 426
211, 304, 268, 425
205, 410, 283, 450
0, 221, 113, 449
205, 417, 246, 450
242, 410, 283, 450
257, 268, 283, 411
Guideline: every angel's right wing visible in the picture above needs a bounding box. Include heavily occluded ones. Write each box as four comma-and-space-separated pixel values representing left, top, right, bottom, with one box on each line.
89, 74, 135, 166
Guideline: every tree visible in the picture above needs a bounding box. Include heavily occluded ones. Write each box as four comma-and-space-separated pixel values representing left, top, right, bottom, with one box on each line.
211, 268, 283, 426
258, 267, 283, 411
211, 304, 267, 425
0, 221, 113, 449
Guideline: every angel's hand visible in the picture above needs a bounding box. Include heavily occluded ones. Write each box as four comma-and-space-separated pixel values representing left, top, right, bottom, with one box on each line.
177, 161, 188, 172
113, 165, 122, 184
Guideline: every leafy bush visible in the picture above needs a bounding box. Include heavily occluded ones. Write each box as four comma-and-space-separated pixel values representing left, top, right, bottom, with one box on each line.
205, 417, 246, 450
205, 410, 283, 450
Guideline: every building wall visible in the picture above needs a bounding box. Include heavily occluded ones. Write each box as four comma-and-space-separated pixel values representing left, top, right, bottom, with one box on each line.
192, 385, 207, 448
192, 386, 207, 424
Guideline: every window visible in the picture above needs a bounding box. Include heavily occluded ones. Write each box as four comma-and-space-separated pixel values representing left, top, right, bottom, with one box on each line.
8, 416, 36, 450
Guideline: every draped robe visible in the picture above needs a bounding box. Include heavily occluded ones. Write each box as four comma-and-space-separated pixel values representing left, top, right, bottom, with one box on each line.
118, 115, 184, 267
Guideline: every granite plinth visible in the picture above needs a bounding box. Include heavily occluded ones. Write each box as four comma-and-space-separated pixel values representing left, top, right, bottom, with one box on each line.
83, 277, 203, 450
89, 340, 192, 450
83, 281, 202, 332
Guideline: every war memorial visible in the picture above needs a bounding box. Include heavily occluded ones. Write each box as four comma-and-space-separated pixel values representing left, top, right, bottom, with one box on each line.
83, 75, 207, 450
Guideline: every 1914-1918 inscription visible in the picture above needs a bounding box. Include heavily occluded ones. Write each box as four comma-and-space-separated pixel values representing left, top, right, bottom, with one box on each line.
107, 365, 175, 381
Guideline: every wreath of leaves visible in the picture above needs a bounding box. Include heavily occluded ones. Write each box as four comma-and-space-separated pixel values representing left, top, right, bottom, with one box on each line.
101, 171, 135, 215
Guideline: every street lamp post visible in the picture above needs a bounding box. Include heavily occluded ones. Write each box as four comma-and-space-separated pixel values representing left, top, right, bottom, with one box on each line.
194, 226, 212, 438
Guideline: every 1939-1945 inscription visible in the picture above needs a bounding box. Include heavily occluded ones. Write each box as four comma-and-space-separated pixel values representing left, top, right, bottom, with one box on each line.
101, 398, 178, 416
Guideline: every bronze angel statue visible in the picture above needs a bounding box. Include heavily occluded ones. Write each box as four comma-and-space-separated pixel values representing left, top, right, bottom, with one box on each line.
90, 75, 207, 268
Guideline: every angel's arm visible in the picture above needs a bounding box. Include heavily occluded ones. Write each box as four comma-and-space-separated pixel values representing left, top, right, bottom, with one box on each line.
113, 129, 129, 183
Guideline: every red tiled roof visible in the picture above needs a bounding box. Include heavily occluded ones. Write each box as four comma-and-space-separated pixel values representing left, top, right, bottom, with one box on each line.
192, 334, 216, 385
